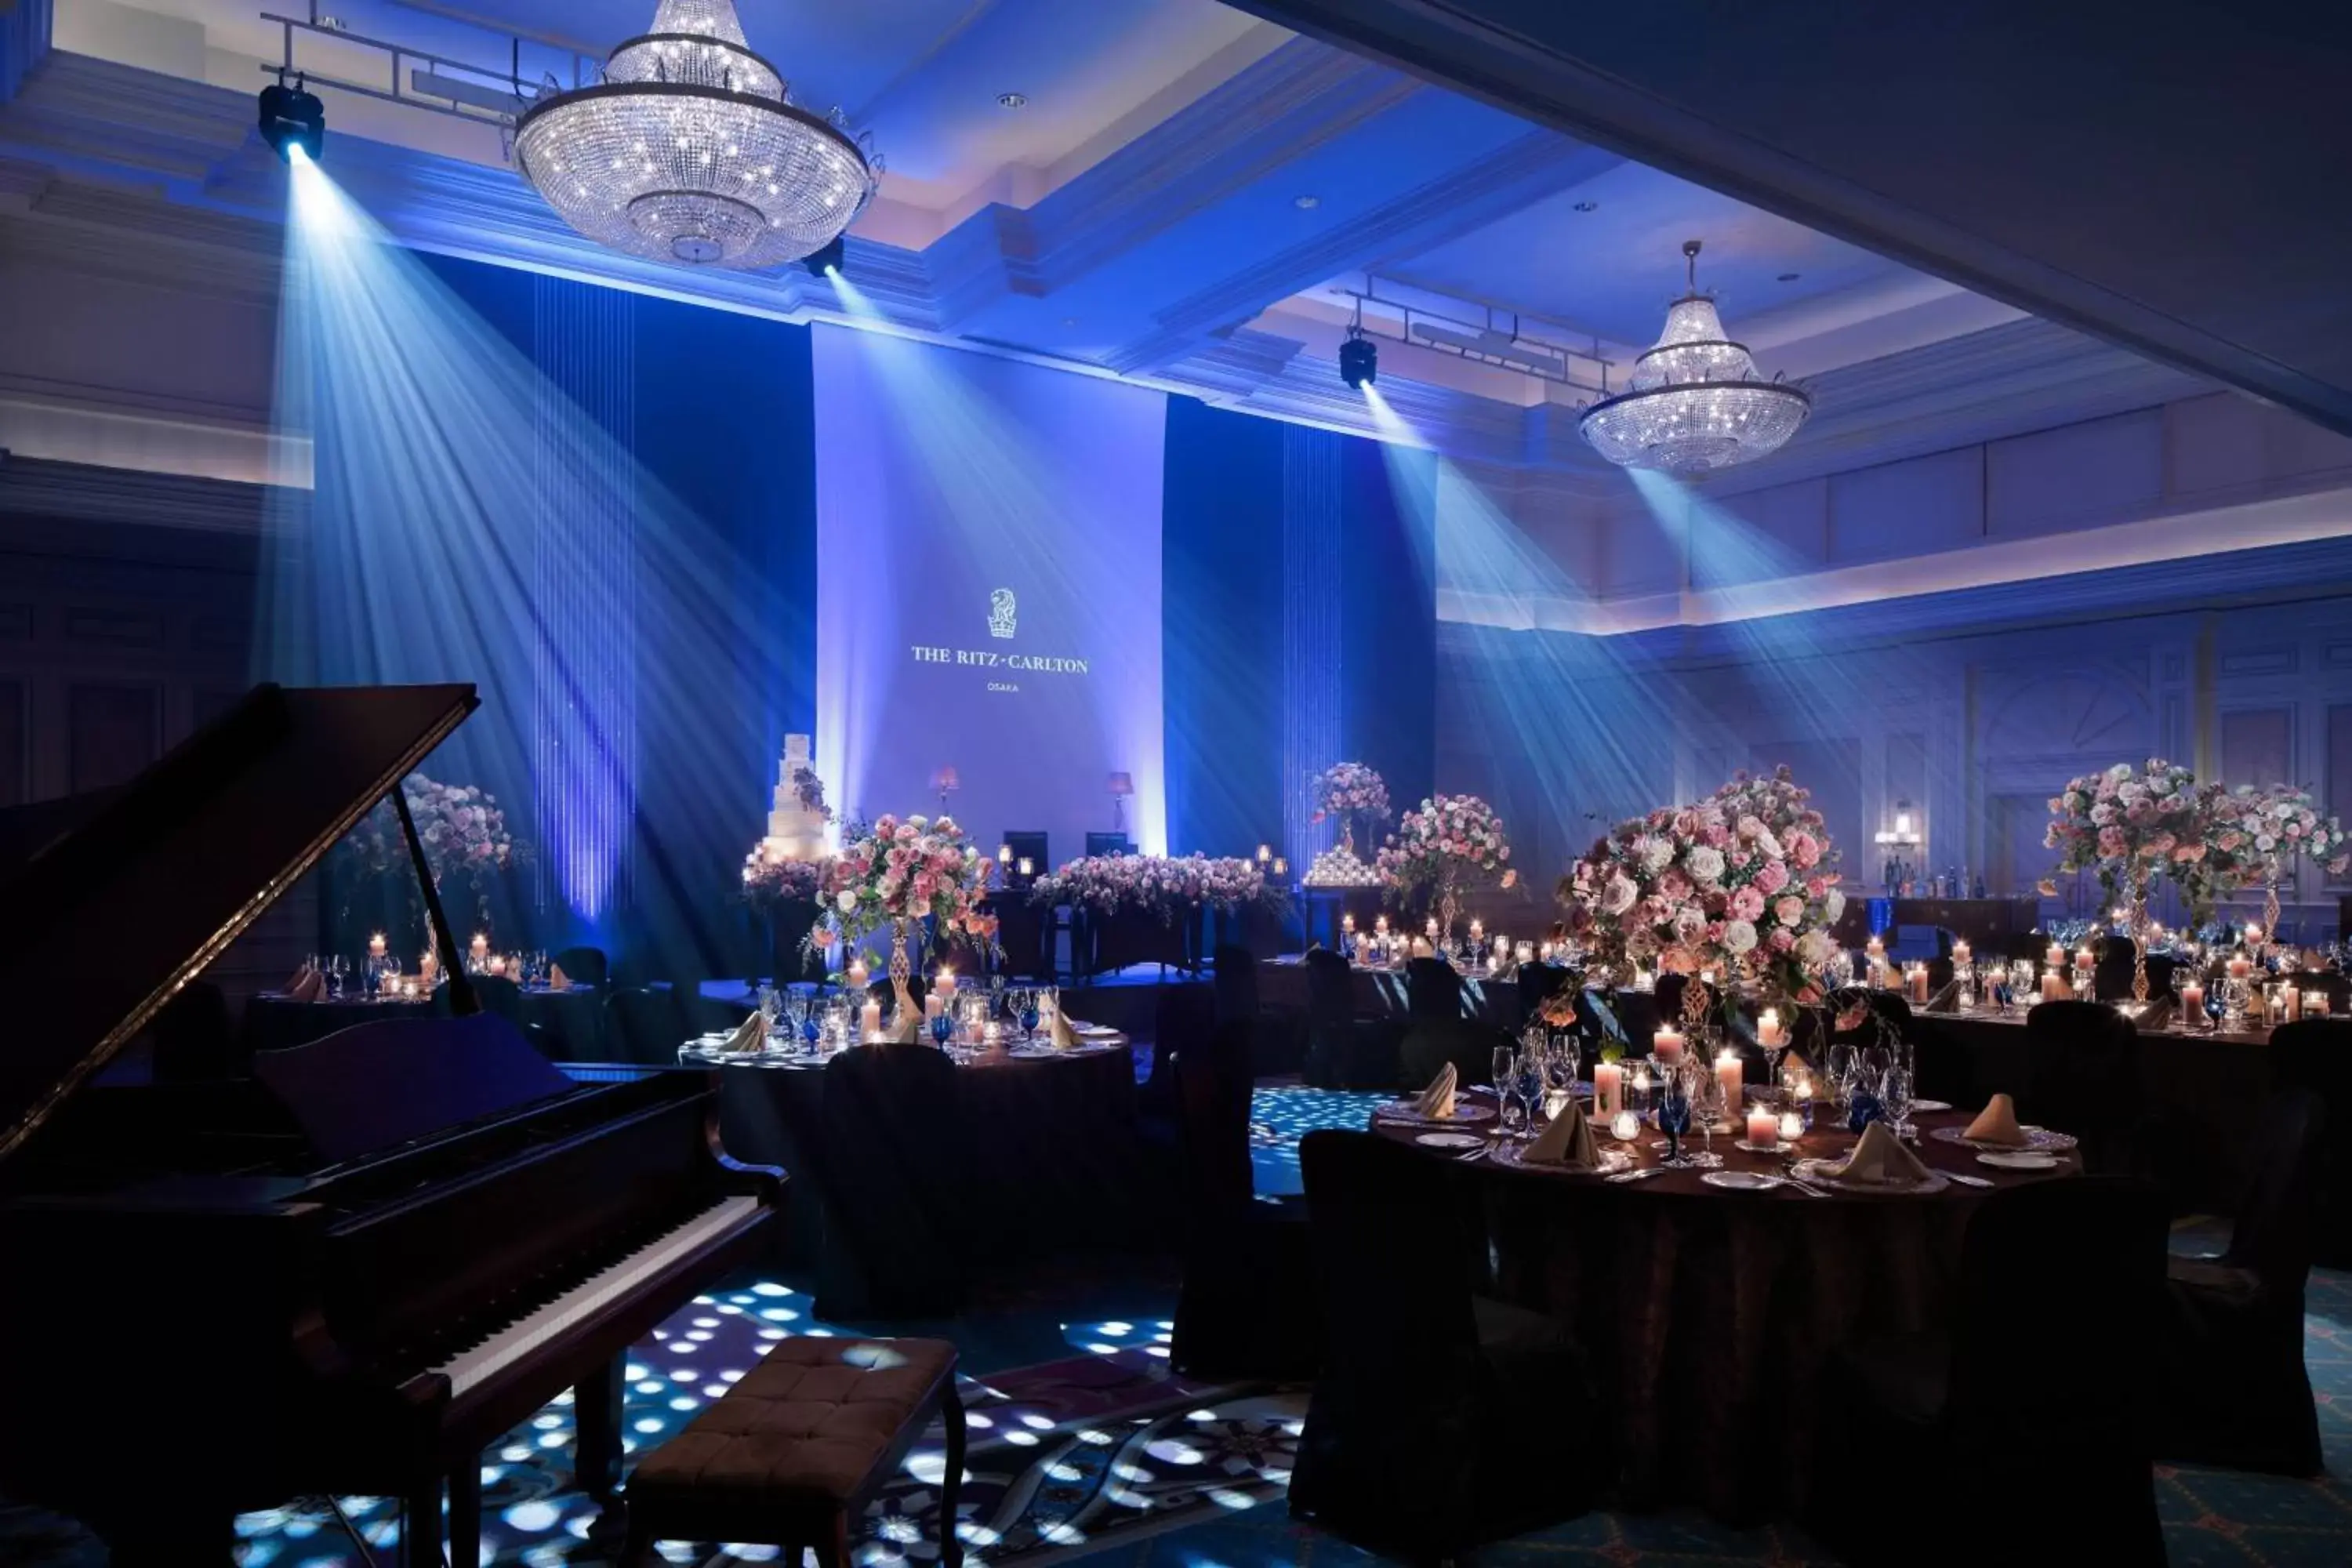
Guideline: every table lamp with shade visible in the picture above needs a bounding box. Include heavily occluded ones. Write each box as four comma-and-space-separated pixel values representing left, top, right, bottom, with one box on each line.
1107, 771, 1134, 834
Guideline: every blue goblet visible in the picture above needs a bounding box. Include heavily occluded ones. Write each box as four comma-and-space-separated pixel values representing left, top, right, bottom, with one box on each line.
1020, 1004, 1040, 1038
1659, 1084, 1692, 1165
801, 1014, 822, 1048
1847, 1090, 1884, 1134
931, 1012, 953, 1048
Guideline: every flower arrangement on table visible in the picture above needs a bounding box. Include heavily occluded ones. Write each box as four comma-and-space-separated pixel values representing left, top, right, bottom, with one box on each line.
739, 842, 831, 908
334, 774, 528, 929
1304, 761, 1392, 887
1376, 794, 1515, 940
2205, 783, 2350, 935
1559, 766, 1844, 1001
817, 812, 995, 978
2038, 758, 2247, 997
1031, 853, 1283, 925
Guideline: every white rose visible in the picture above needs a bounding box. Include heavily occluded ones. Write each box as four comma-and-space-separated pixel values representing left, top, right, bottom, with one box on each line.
836, 889, 858, 913
1824, 888, 1846, 924
1796, 929, 1831, 964
1685, 845, 1726, 885
1601, 874, 1638, 916
1722, 919, 1758, 955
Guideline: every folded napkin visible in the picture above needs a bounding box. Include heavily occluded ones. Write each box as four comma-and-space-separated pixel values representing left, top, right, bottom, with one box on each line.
290, 967, 326, 1004
419, 951, 439, 982
1927, 978, 1962, 1013
1051, 1007, 1080, 1050
1832, 1120, 1933, 1186
1963, 1092, 2027, 1147
548, 961, 571, 991
1414, 1062, 1458, 1119
721, 1011, 768, 1054
1524, 1099, 1600, 1168
282, 962, 317, 996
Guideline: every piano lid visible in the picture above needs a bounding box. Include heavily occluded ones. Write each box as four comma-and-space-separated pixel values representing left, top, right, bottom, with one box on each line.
0, 682, 479, 1162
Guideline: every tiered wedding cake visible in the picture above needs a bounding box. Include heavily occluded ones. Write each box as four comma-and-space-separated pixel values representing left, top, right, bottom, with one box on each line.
763, 734, 830, 860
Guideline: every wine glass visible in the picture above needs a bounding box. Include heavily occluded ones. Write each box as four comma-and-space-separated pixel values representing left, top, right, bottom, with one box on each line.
1882, 1062, 1915, 1142
1657, 1065, 1693, 1166
1018, 989, 1041, 1040
1513, 1049, 1546, 1140
1544, 1038, 1581, 1120
327, 955, 347, 1000
1492, 1044, 1521, 1132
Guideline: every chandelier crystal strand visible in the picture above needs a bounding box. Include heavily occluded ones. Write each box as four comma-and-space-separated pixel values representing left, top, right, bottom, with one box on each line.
1580, 240, 1812, 474
515, 0, 877, 270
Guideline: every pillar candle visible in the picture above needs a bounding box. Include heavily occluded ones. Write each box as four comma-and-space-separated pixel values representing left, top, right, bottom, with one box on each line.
1951, 938, 1972, 967
1756, 1007, 1785, 1048
2045, 942, 2065, 971
1908, 964, 1930, 1004
368, 932, 387, 959
1715, 1050, 1744, 1112
2307, 991, 2332, 1018
470, 931, 491, 960
1594, 1060, 1624, 1120
2179, 980, 2203, 1022
1747, 1105, 1779, 1147
1653, 1027, 1684, 1065
1425, 916, 1439, 938
1470, 918, 1484, 940
1865, 935, 1885, 964
2278, 985, 2301, 1022
2227, 955, 2252, 980
2074, 945, 2095, 973
859, 1000, 882, 1038
2041, 967, 2069, 1002
848, 959, 869, 989
924, 993, 945, 1021
936, 969, 957, 999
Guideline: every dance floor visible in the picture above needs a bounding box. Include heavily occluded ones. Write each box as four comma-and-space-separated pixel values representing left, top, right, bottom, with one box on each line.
2, 1086, 2346, 1566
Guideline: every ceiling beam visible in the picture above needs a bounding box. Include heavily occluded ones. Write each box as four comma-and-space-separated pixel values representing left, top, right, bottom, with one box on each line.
1223, 0, 2352, 437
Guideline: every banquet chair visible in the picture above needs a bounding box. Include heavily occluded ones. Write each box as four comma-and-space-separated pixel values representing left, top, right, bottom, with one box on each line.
1807, 1176, 2169, 1568
1171, 1021, 1319, 1380
1399, 1019, 1508, 1094
550, 944, 609, 988
815, 1043, 967, 1319
1301, 947, 1399, 1089
1291, 1130, 1599, 1561
1405, 956, 1464, 1024
469, 972, 525, 1025
2021, 1000, 2147, 1178
2270, 1018, 2352, 1267
1212, 943, 1261, 1028
1144, 981, 1216, 1122
604, 985, 702, 1065
2156, 1087, 2328, 1475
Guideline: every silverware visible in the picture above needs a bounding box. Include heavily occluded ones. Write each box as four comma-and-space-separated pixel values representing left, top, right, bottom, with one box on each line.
1945, 1171, 1994, 1188
1778, 1157, 1833, 1197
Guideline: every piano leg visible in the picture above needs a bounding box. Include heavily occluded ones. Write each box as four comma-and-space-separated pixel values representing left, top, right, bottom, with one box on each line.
93, 1508, 237, 1566
940, 1378, 967, 1567
575, 1356, 626, 1498
446, 1457, 482, 1568
400, 1474, 441, 1568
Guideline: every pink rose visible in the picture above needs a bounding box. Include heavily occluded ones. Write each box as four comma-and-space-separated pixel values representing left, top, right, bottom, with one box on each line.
1788, 833, 1820, 869
1754, 860, 1790, 895
2098, 825, 2127, 855
1768, 927, 1795, 953
1730, 886, 1766, 921
1805, 877, 1828, 900
1774, 895, 1806, 926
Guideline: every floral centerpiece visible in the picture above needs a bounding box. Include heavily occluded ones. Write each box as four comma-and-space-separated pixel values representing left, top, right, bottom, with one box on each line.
1031, 853, 1283, 925
1376, 793, 1515, 942
822, 812, 994, 979
1304, 761, 1391, 887
335, 773, 527, 931
2040, 758, 2224, 998
2206, 783, 2350, 936
1560, 766, 1844, 1004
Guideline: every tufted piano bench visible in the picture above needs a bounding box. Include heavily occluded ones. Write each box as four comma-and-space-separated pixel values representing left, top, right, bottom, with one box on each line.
622, 1336, 965, 1567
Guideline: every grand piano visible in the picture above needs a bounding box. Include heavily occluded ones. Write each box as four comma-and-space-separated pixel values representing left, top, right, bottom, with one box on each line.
0, 683, 783, 1566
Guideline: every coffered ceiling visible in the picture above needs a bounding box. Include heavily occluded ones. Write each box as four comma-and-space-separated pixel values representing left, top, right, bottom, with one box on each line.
2, 0, 2209, 484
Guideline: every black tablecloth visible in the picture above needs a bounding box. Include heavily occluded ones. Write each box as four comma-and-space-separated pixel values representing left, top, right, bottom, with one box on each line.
1375, 1101, 2076, 1525
710, 1043, 1157, 1269
244, 984, 608, 1057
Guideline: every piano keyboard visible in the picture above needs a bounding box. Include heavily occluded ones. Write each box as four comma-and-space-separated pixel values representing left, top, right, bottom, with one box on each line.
434, 1195, 761, 1397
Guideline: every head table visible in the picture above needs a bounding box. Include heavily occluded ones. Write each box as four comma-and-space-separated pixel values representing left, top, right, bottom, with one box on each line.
678, 1028, 1151, 1270
1371, 1089, 2078, 1525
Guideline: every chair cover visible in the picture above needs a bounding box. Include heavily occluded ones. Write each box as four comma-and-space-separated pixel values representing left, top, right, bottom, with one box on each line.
2022, 999, 2145, 1175
815, 1044, 967, 1319
2270, 1018, 2352, 1267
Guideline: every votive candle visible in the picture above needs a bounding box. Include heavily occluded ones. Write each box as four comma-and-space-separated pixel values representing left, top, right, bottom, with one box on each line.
471, 931, 490, 960
1756, 1007, 1785, 1048
1611, 1109, 1641, 1142
848, 958, 869, 989
2307, 990, 2332, 1018
1747, 1105, 1779, 1147
937, 968, 957, 999
368, 931, 387, 959
1017, 857, 1034, 877
859, 1000, 882, 1038
1778, 1110, 1806, 1143
924, 993, 945, 1022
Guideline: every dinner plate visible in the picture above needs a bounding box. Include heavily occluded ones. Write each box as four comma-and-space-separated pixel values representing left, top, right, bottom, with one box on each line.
1976, 1150, 2062, 1171
1929, 1124, 2078, 1153
1910, 1099, 1953, 1113
1793, 1156, 1950, 1196
1484, 1141, 1631, 1175
1375, 1100, 1497, 1124
1702, 1170, 1784, 1192
1414, 1131, 1487, 1150
1073, 1022, 1120, 1037
1732, 1138, 1793, 1155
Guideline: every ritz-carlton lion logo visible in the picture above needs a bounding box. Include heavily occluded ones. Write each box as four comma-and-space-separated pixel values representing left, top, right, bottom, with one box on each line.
988, 587, 1018, 640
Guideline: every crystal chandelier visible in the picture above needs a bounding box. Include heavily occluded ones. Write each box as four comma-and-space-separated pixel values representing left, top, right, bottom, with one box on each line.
1580, 241, 1812, 474
514, 0, 878, 271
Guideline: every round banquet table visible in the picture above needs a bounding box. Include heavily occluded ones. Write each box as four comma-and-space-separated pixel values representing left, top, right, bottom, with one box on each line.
243, 982, 607, 1057
686, 1031, 1156, 1269
1371, 1092, 2080, 1526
